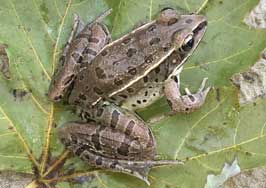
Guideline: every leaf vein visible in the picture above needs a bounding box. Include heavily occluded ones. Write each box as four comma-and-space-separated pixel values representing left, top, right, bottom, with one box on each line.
8, 0, 51, 80
174, 98, 226, 159
0, 106, 40, 167
51, 0, 72, 74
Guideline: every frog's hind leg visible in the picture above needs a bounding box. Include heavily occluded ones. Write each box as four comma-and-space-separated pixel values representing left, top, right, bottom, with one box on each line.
58, 121, 182, 185
164, 71, 211, 114
79, 103, 156, 158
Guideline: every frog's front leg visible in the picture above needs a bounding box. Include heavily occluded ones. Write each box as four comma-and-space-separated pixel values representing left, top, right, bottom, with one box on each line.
60, 14, 84, 63
164, 68, 211, 113
59, 103, 182, 184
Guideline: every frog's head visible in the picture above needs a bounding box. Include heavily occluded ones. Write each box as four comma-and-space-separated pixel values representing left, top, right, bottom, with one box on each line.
158, 8, 207, 68
48, 61, 75, 102
173, 14, 207, 55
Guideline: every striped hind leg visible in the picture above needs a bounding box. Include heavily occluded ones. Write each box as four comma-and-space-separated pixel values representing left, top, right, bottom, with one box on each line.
58, 120, 183, 185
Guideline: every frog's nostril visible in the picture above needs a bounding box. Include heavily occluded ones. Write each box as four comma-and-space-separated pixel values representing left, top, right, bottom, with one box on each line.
193, 21, 207, 35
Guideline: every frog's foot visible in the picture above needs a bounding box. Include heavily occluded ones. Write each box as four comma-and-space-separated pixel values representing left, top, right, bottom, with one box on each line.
78, 152, 182, 185
164, 75, 211, 114
61, 14, 84, 60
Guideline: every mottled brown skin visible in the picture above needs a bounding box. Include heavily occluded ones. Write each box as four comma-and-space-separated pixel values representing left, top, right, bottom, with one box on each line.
48, 9, 209, 185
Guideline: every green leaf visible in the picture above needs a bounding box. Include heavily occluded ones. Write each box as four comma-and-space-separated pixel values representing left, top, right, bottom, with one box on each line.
0, 0, 266, 187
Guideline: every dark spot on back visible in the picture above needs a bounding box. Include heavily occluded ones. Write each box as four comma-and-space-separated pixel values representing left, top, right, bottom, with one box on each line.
149, 38, 160, 46
144, 55, 153, 64
93, 87, 103, 95
126, 48, 137, 57
155, 67, 160, 73
97, 108, 104, 117
110, 110, 120, 128
136, 100, 141, 104
89, 37, 99, 43
128, 67, 137, 75
117, 143, 129, 156
122, 37, 132, 45
144, 91, 148, 96
163, 43, 171, 52
143, 76, 148, 83
95, 67, 106, 79
127, 87, 134, 93
101, 50, 108, 56
114, 78, 123, 86
118, 94, 128, 99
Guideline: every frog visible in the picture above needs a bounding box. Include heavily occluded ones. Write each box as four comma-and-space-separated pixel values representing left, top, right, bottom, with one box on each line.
48, 8, 209, 185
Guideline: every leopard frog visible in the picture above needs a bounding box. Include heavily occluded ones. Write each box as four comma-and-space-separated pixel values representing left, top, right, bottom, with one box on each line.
48, 8, 209, 185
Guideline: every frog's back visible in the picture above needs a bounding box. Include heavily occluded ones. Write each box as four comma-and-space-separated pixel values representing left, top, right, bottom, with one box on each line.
69, 21, 180, 107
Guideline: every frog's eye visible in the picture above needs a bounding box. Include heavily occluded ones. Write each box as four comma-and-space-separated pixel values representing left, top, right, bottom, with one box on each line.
181, 34, 194, 52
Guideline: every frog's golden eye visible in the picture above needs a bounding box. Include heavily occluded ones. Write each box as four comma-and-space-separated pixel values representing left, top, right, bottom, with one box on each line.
181, 34, 194, 52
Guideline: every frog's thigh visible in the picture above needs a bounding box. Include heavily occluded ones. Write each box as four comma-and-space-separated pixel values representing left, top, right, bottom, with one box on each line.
164, 72, 211, 113
89, 103, 155, 153
59, 121, 146, 159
